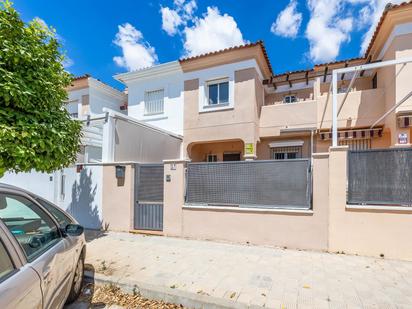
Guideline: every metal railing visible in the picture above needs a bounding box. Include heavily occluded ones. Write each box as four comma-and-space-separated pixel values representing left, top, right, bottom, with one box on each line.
348, 148, 412, 206
186, 159, 312, 209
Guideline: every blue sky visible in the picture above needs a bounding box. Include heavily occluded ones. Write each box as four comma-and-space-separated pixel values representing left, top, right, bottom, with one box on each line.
13, 0, 399, 90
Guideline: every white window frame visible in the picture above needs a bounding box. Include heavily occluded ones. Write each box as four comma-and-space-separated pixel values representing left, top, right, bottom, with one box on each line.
283, 95, 298, 104
205, 78, 229, 107
206, 154, 218, 162
144, 88, 164, 116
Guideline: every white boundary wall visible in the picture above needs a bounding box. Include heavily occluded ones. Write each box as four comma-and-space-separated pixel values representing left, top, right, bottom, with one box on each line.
1, 165, 104, 230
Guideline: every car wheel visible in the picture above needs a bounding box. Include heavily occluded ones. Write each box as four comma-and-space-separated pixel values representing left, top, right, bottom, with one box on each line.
66, 252, 84, 304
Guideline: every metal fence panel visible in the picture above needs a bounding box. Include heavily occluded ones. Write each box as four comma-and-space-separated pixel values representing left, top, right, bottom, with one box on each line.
348, 148, 412, 205
136, 164, 164, 202
186, 160, 311, 209
134, 164, 164, 231
134, 203, 163, 231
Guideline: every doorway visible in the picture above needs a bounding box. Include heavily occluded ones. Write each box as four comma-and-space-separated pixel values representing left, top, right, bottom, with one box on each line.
223, 152, 241, 161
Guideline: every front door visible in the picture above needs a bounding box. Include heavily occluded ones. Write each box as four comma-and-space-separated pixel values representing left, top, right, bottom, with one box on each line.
223, 152, 241, 161
134, 164, 164, 231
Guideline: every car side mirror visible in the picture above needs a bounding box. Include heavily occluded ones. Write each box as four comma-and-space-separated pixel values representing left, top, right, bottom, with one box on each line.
65, 224, 84, 237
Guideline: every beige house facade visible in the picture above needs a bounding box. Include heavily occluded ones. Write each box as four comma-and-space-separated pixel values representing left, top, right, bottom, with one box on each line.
179, 2, 412, 162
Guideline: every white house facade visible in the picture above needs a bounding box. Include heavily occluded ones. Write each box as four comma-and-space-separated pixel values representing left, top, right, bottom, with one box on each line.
114, 61, 184, 135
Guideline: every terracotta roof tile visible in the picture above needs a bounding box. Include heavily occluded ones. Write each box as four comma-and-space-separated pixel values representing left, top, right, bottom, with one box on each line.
179, 41, 273, 74
72, 74, 90, 81
365, 1, 412, 56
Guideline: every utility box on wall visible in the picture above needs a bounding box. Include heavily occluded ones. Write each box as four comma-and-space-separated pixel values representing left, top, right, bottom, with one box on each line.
115, 165, 126, 179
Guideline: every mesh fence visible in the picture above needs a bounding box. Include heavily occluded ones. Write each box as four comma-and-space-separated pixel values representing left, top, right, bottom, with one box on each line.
136, 164, 164, 202
186, 160, 311, 209
348, 148, 412, 205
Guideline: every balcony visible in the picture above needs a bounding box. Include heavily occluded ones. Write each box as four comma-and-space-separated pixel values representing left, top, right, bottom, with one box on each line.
260, 100, 317, 137
317, 88, 385, 129
259, 88, 386, 137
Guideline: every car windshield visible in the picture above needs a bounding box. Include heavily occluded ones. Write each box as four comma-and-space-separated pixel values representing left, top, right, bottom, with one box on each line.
35, 198, 74, 228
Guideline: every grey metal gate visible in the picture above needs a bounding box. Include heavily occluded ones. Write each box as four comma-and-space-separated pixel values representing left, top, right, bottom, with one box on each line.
134, 164, 164, 231
348, 148, 412, 205
186, 159, 312, 209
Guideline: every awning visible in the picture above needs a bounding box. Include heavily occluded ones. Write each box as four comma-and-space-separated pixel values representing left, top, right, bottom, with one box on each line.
269, 140, 304, 148
319, 128, 383, 141
398, 114, 412, 128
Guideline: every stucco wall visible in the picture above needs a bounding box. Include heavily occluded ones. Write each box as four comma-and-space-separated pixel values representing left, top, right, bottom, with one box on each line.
183, 65, 262, 157
163, 156, 329, 251
126, 72, 184, 135
101, 164, 134, 232
328, 147, 412, 261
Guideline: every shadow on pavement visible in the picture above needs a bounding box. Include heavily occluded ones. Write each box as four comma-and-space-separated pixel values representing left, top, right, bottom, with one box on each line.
84, 229, 107, 243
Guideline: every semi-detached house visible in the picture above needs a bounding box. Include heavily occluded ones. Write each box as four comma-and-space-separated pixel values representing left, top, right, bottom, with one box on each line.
115, 2, 412, 162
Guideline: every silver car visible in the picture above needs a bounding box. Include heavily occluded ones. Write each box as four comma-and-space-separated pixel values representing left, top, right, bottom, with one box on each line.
0, 183, 86, 308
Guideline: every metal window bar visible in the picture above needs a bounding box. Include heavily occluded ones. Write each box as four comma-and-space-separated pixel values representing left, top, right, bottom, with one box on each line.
271, 146, 302, 159
144, 89, 164, 115
339, 139, 371, 151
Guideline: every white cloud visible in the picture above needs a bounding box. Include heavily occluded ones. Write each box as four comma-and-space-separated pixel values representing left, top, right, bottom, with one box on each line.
161, 7, 182, 36
161, 0, 197, 36
183, 7, 246, 57
113, 23, 158, 71
359, 0, 404, 54
271, 0, 302, 38
305, 0, 353, 63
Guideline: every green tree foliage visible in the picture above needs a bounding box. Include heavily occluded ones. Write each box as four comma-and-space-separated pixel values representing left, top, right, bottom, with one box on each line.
0, 1, 82, 177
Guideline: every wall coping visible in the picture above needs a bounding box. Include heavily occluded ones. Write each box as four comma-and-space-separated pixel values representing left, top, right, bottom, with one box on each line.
163, 159, 191, 163
346, 204, 412, 213
183, 205, 314, 215
312, 152, 329, 158
329, 145, 349, 152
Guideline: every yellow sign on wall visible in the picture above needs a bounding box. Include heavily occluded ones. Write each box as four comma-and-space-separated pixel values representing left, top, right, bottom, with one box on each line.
245, 143, 254, 155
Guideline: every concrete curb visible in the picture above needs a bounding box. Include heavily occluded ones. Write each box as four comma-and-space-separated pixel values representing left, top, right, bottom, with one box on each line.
84, 271, 263, 309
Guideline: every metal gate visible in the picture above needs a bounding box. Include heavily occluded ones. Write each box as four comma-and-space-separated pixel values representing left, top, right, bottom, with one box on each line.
348, 148, 412, 205
186, 159, 312, 209
134, 164, 164, 231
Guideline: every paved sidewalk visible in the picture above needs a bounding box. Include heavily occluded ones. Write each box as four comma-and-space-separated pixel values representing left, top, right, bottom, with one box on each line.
85, 232, 412, 308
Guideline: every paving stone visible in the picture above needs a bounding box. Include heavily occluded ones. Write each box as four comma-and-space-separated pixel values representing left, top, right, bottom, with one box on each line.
84, 231, 412, 309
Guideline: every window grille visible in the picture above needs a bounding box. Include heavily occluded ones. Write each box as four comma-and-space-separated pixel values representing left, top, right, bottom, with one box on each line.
270, 146, 302, 160
339, 139, 371, 150
144, 89, 164, 115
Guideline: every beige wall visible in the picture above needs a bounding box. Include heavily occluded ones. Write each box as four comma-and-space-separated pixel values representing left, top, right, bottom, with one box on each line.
163, 156, 329, 251
189, 140, 244, 162
328, 147, 412, 260
101, 164, 134, 232
260, 101, 317, 137
183, 68, 261, 158
162, 148, 412, 261
258, 136, 312, 159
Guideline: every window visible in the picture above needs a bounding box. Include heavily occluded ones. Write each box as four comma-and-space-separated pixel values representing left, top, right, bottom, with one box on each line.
35, 198, 74, 229
339, 139, 371, 150
207, 79, 229, 105
0, 193, 61, 261
144, 89, 164, 115
70, 113, 78, 118
338, 87, 348, 94
271, 146, 302, 160
372, 73, 377, 89
207, 154, 218, 162
0, 240, 14, 282
283, 95, 297, 104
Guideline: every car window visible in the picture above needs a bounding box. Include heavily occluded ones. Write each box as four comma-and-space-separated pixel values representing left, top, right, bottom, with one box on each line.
35, 198, 73, 228
0, 193, 61, 261
0, 240, 14, 282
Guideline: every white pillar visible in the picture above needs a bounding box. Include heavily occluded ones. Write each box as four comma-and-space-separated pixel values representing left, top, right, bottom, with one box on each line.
102, 112, 115, 162
332, 72, 338, 147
